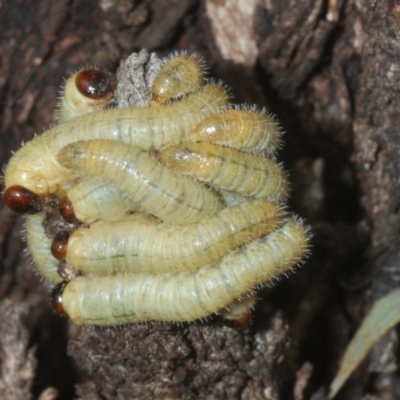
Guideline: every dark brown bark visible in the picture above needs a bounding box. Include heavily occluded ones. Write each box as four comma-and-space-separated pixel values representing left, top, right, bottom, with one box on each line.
0, 1, 399, 399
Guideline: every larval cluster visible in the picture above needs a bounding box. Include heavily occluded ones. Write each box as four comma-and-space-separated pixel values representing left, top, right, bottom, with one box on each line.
4, 52, 310, 326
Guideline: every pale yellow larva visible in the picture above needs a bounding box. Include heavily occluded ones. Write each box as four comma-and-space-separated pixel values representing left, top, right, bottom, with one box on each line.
152, 55, 204, 104
57, 139, 223, 224
66, 200, 283, 275
60, 217, 309, 326
159, 142, 289, 203
189, 108, 281, 154
25, 213, 61, 284
66, 178, 141, 224
5, 83, 228, 196
59, 69, 117, 122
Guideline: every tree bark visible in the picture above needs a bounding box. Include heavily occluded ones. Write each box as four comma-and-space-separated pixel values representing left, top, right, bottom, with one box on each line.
0, 1, 399, 399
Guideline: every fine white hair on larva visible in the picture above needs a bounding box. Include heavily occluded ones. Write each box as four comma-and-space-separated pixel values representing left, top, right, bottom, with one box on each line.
61, 218, 309, 326
65, 199, 284, 275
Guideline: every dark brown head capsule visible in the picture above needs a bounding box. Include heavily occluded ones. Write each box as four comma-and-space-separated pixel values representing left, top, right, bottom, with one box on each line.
51, 282, 67, 316
59, 197, 76, 222
4, 185, 42, 214
51, 231, 71, 261
75, 69, 116, 100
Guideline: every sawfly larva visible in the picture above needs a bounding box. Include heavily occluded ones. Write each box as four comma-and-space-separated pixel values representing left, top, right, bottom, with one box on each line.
57, 139, 223, 224
52, 218, 309, 326
61, 200, 283, 275
4, 83, 228, 198
159, 142, 289, 203
189, 108, 281, 154
152, 54, 204, 103
59, 69, 117, 122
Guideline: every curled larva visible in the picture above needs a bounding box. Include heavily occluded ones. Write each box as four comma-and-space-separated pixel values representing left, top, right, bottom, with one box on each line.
4, 83, 228, 196
159, 142, 289, 203
66, 178, 141, 223
55, 217, 309, 326
25, 213, 61, 284
329, 288, 400, 398
152, 55, 204, 103
57, 139, 223, 224
189, 108, 281, 154
63, 199, 283, 274
59, 69, 117, 122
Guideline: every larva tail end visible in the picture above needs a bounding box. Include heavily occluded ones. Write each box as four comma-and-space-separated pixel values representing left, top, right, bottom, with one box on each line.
152, 53, 205, 103
57, 141, 87, 170
4, 185, 43, 214
188, 107, 283, 155
204, 79, 232, 104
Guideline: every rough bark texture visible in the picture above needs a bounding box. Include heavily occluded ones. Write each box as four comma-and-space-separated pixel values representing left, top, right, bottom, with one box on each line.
0, 1, 399, 399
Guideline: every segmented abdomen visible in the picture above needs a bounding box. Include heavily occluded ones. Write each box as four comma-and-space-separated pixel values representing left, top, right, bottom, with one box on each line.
62, 218, 309, 326
58, 139, 223, 224
66, 200, 283, 275
159, 142, 289, 203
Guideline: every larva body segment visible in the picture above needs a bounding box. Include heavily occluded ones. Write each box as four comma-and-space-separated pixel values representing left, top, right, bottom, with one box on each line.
58, 139, 223, 224
5, 84, 228, 196
26, 213, 61, 284
61, 218, 309, 326
59, 69, 117, 122
66, 178, 141, 223
189, 109, 281, 154
159, 142, 289, 203
66, 200, 283, 275
152, 55, 204, 103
